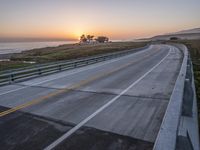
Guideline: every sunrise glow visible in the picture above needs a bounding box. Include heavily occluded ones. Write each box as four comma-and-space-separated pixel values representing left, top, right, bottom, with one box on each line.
0, 0, 200, 40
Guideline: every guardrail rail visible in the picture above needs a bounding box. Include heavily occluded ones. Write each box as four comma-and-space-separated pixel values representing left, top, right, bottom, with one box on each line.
0, 45, 149, 86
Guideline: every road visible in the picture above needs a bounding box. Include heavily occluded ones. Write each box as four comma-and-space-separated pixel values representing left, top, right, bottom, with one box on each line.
0, 44, 182, 150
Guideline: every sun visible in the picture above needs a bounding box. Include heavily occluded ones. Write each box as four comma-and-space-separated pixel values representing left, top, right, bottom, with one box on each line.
72, 30, 85, 40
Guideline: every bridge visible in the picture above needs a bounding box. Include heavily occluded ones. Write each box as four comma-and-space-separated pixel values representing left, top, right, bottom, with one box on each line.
0, 44, 199, 150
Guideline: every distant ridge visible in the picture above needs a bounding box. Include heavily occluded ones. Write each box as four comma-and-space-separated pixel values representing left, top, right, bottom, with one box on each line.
151, 27, 200, 40
173, 28, 200, 34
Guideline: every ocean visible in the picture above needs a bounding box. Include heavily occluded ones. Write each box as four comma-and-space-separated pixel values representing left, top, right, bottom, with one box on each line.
0, 41, 77, 55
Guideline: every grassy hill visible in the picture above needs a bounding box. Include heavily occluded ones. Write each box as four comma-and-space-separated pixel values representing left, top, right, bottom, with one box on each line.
0, 42, 147, 71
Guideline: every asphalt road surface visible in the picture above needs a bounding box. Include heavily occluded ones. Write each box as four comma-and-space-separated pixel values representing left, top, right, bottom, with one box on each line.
0, 44, 183, 150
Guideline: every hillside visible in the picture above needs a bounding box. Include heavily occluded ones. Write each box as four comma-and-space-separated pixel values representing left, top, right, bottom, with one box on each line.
151, 28, 200, 40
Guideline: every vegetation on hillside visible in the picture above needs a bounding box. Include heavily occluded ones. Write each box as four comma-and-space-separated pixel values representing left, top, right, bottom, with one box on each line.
10, 42, 147, 62
0, 61, 32, 72
179, 40, 200, 124
0, 42, 147, 71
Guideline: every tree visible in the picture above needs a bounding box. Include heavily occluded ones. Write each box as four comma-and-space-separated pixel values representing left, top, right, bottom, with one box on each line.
95, 36, 109, 43
86, 35, 94, 43
80, 34, 87, 43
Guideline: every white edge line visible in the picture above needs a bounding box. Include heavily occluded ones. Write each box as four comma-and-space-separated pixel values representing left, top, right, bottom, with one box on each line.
0, 45, 153, 96
44, 46, 171, 150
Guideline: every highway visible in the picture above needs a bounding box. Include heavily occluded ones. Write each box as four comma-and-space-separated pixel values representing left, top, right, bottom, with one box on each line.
0, 44, 183, 150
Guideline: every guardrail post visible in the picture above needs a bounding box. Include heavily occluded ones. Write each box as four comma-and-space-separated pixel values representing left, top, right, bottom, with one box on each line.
59, 65, 62, 71
74, 62, 77, 68
38, 68, 42, 75
10, 74, 14, 82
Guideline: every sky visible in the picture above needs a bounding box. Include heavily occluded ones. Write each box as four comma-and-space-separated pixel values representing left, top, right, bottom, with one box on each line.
0, 0, 200, 40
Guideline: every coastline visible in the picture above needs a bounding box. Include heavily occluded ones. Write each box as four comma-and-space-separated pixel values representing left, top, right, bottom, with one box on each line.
0, 41, 78, 56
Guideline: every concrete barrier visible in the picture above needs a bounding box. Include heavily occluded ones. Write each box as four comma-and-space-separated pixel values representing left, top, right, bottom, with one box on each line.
153, 44, 188, 150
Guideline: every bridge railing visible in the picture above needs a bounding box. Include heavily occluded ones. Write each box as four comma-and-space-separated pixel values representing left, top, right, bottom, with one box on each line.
153, 44, 199, 150
0, 45, 149, 86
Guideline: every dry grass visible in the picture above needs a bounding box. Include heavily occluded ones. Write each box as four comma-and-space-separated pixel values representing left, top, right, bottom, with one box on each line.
178, 40, 200, 97
0, 61, 32, 72
177, 39, 200, 127
10, 42, 147, 63
178, 40, 200, 63
0, 41, 147, 71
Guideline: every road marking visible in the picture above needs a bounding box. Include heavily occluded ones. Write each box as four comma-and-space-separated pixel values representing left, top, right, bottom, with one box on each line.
0, 45, 153, 96
44, 47, 171, 150
0, 48, 161, 117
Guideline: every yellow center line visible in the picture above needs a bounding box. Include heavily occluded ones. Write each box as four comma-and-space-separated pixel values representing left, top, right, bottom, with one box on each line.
0, 49, 160, 117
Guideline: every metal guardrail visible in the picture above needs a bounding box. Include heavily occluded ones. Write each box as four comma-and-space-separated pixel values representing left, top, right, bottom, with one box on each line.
0, 45, 149, 86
